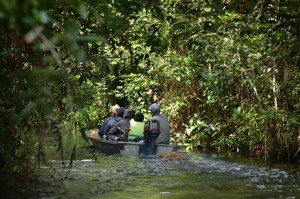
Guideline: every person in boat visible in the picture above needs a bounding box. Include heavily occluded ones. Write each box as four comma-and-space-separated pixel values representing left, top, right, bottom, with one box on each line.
98, 104, 120, 138
103, 107, 126, 139
144, 103, 170, 144
128, 112, 145, 142
106, 108, 135, 141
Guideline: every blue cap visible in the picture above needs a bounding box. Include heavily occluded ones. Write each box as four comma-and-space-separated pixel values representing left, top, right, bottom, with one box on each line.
149, 103, 160, 114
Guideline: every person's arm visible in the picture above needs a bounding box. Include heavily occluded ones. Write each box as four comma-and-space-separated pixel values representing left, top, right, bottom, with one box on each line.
104, 120, 115, 135
98, 120, 106, 133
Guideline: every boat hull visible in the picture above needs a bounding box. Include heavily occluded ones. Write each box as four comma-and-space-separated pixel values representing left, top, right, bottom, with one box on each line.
85, 130, 180, 156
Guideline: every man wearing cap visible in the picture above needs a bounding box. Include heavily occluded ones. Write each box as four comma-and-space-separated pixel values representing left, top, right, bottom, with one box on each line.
146, 103, 170, 144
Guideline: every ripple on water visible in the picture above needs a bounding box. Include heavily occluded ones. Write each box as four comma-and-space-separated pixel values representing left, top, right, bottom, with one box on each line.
31, 150, 300, 199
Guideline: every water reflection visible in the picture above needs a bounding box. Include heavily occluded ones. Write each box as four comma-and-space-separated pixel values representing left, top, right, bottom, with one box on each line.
26, 133, 300, 199
32, 153, 300, 198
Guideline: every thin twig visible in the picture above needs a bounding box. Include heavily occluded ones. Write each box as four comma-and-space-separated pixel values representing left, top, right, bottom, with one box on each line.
26, 26, 76, 132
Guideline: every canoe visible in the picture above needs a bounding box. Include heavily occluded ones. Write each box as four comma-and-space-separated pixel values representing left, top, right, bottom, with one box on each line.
84, 130, 180, 156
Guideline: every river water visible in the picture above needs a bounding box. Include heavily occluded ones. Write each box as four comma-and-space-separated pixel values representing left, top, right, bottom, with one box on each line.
14, 133, 300, 198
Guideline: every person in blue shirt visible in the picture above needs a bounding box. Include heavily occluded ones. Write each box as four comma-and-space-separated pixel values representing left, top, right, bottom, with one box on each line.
103, 107, 126, 139
98, 104, 119, 138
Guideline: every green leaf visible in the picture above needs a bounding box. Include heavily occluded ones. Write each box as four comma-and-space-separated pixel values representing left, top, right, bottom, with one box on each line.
39, 10, 49, 24
0, 12, 5, 18
73, 48, 85, 62
20, 102, 37, 119
80, 4, 88, 19
64, 20, 79, 39
39, 87, 53, 99
234, 107, 242, 115
203, 7, 211, 12
77, 35, 107, 43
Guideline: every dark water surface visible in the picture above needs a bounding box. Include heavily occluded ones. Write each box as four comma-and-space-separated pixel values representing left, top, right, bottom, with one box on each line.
21, 133, 300, 198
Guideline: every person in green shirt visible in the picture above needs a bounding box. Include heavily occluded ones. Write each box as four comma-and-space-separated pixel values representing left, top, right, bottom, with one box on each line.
128, 112, 144, 142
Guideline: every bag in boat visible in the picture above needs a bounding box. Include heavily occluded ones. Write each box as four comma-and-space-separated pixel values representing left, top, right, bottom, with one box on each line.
144, 119, 160, 137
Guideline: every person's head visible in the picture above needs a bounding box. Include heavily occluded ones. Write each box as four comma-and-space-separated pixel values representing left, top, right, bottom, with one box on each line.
123, 108, 135, 119
109, 104, 120, 115
134, 112, 144, 122
116, 107, 126, 118
148, 103, 160, 115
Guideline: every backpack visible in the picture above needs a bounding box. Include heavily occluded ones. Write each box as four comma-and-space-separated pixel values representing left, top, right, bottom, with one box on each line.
143, 119, 160, 154
144, 119, 160, 137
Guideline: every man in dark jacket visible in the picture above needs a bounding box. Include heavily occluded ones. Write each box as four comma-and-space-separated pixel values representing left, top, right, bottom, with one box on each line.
103, 107, 125, 139
107, 108, 135, 141
98, 104, 120, 137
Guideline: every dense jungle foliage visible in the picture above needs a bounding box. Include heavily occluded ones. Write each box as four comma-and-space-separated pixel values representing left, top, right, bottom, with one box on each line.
1, 0, 300, 181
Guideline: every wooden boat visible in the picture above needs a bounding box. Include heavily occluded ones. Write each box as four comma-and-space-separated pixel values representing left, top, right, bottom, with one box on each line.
84, 130, 181, 156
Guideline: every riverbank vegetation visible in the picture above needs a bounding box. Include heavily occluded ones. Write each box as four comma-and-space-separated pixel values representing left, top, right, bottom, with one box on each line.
1, 0, 300, 181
